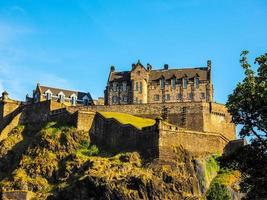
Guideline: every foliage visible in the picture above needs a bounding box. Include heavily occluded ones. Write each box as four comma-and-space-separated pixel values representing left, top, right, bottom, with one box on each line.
206, 182, 231, 200
225, 51, 267, 199
99, 111, 155, 129
226, 51, 267, 147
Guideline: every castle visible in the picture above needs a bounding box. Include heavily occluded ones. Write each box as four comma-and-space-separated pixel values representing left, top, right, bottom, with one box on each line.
105, 60, 213, 105
0, 60, 244, 159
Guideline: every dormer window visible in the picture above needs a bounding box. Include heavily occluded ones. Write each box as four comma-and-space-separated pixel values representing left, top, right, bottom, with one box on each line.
45, 90, 52, 100
83, 95, 90, 106
58, 91, 65, 103
70, 94, 77, 106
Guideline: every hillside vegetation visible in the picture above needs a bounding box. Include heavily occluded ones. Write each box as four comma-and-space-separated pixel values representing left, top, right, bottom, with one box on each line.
0, 122, 241, 200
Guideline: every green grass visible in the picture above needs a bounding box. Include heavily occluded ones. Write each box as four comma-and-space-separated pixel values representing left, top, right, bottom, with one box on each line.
99, 112, 155, 129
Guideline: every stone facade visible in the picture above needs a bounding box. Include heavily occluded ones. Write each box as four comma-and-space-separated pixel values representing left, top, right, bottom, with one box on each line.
104, 60, 213, 105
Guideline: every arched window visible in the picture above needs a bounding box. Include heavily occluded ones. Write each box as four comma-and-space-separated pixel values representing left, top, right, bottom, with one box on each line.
140, 82, 142, 93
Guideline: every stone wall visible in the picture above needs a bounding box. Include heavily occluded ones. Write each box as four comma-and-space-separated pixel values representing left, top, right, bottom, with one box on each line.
67, 102, 235, 141
75, 111, 95, 131
158, 121, 229, 160
0, 100, 21, 121
89, 113, 159, 159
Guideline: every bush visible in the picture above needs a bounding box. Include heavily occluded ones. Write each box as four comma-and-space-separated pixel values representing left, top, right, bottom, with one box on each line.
206, 182, 231, 200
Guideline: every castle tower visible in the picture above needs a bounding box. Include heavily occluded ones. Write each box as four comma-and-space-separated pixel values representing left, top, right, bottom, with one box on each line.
130, 60, 148, 104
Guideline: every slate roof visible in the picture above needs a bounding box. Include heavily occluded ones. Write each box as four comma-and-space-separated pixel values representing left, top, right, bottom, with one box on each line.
149, 67, 208, 81
108, 67, 209, 82
38, 85, 92, 100
108, 71, 131, 82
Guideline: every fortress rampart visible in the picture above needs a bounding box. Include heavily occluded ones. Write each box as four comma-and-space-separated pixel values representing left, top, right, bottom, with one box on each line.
0, 94, 239, 158
67, 101, 236, 141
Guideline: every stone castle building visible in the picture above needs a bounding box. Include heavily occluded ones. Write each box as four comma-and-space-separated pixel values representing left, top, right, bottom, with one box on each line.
104, 60, 213, 105
32, 83, 94, 106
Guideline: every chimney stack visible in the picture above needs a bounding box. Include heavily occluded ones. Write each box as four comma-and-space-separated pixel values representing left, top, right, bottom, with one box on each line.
207, 60, 211, 70
164, 64, 169, 70
110, 66, 115, 72
147, 63, 152, 71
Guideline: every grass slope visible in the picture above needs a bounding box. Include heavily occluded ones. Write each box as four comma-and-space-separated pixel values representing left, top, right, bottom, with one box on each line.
99, 112, 155, 129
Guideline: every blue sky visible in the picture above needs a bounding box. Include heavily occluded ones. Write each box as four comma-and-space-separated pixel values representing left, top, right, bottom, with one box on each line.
0, 0, 266, 102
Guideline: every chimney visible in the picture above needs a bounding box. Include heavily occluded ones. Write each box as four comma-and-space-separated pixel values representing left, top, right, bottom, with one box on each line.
2, 91, 9, 100
164, 64, 169, 70
207, 60, 211, 70
110, 66, 115, 72
147, 63, 152, 71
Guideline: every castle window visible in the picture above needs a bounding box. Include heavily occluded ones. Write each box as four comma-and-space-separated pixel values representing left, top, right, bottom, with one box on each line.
46, 92, 52, 100
112, 96, 117, 103
140, 82, 142, 93
123, 96, 127, 102
122, 82, 127, 91
137, 71, 141, 75
183, 78, 188, 89
154, 95, 160, 101
201, 92, 205, 99
171, 78, 176, 89
71, 96, 77, 106
177, 93, 183, 101
113, 82, 117, 92
135, 82, 138, 91
195, 77, 200, 88
59, 94, 65, 103
165, 94, 170, 101
189, 92, 193, 101
160, 79, 164, 89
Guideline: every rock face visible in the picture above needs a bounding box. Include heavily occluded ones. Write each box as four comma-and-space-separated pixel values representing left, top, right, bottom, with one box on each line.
0, 122, 239, 200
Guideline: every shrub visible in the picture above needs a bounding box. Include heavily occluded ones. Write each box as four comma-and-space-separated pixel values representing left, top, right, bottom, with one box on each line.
206, 182, 231, 200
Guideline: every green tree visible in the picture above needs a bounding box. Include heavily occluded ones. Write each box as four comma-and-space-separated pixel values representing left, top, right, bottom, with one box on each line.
225, 51, 267, 199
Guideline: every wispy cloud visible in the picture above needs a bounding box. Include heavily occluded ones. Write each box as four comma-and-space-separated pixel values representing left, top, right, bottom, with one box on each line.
9, 6, 26, 15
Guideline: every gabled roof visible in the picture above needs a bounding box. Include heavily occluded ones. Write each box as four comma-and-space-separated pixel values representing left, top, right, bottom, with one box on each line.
108, 71, 131, 82
149, 67, 208, 81
37, 85, 92, 100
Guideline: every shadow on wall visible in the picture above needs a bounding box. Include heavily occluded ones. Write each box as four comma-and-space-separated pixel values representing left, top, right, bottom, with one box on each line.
89, 113, 160, 160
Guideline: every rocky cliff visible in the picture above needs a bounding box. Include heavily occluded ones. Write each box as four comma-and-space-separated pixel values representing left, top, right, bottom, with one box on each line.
0, 122, 241, 200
